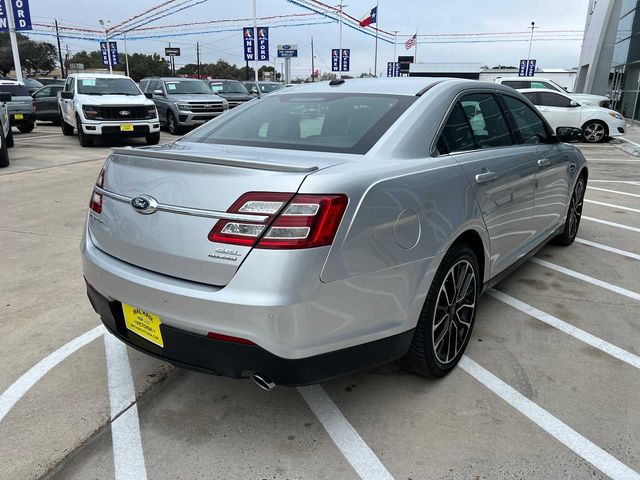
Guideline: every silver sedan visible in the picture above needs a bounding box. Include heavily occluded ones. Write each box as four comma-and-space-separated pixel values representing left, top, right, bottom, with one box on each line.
82, 78, 587, 388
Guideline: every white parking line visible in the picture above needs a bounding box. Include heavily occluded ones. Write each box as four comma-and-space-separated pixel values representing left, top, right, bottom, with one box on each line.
618, 137, 640, 149
298, 385, 394, 480
531, 258, 640, 302
459, 356, 640, 480
585, 199, 640, 213
590, 180, 640, 185
488, 290, 640, 369
588, 187, 640, 199
0, 325, 105, 423
582, 216, 640, 233
16, 133, 67, 140
104, 333, 148, 480
575, 238, 640, 261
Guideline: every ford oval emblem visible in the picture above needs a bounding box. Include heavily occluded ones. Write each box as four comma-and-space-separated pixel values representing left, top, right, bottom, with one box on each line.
119, 110, 131, 116
131, 195, 158, 215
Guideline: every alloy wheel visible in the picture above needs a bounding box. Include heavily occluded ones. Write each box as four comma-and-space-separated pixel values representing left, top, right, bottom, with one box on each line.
583, 122, 605, 143
568, 178, 585, 239
432, 259, 477, 365
168, 113, 177, 134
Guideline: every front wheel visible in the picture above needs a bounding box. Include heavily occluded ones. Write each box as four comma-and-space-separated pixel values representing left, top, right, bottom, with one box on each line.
145, 132, 160, 145
167, 111, 181, 135
582, 120, 608, 143
0, 129, 9, 168
400, 243, 480, 377
61, 117, 74, 136
553, 175, 586, 246
6, 126, 13, 148
77, 117, 94, 147
17, 123, 34, 133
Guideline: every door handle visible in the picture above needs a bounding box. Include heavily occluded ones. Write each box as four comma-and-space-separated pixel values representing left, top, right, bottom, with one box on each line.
475, 171, 498, 184
537, 158, 551, 168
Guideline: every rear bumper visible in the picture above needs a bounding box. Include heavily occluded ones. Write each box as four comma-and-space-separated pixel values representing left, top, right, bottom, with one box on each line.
86, 281, 414, 386
10, 113, 35, 124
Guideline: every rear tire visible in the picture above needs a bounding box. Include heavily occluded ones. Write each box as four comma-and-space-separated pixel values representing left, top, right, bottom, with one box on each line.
145, 132, 160, 145
0, 129, 9, 168
61, 117, 74, 136
6, 126, 13, 148
553, 175, 586, 246
17, 122, 34, 134
77, 116, 94, 147
167, 111, 181, 135
399, 243, 480, 377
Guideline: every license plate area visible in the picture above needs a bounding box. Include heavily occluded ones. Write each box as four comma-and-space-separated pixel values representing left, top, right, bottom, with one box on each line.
13, 113, 24, 120
120, 123, 134, 131
122, 303, 164, 347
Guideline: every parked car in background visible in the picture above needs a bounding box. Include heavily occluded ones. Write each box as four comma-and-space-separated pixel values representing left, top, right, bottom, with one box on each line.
22, 78, 44, 95
82, 78, 588, 389
0, 91, 13, 168
33, 84, 64, 123
59, 73, 160, 147
0, 80, 36, 133
140, 77, 228, 135
208, 79, 253, 108
520, 88, 625, 143
37, 78, 65, 86
494, 77, 611, 108
243, 81, 284, 97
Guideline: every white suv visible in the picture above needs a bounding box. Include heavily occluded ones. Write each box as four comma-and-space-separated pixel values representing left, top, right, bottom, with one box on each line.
58, 73, 160, 147
494, 77, 611, 108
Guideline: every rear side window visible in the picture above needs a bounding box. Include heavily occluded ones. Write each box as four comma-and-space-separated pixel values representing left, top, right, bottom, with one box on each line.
502, 95, 549, 144
530, 81, 559, 91
460, 93, 513, 148
436, 103, 476, 154
538, 92, 573, 108
187, 93, 416, 154
0, 85, 30, 96
501, 80, 528, 89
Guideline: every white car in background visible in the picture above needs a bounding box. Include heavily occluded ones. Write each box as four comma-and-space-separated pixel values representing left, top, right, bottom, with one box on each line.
520, 88, 626, 143
494, 77, 611, 108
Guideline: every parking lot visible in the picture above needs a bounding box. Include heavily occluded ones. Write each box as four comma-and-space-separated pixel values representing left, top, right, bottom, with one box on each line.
1, 124, 640, 480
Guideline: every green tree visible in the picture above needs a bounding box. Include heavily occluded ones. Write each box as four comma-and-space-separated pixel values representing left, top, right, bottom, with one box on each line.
65, 50, 104, 70
0, 33, 57, 76
127, 53, 170, 81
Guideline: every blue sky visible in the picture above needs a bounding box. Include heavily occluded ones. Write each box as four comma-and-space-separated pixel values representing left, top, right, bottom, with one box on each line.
27, 0, 589, 77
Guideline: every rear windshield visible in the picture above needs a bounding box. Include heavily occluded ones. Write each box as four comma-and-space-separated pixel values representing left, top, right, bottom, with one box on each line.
210, 81, 248, 94
77, 77, 141, 95
164, 80, 212, 94
0, 85, 30, 96
185, 93, 416, 154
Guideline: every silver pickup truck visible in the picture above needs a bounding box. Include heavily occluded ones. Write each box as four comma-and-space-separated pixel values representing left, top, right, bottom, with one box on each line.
0, 80, 35, 133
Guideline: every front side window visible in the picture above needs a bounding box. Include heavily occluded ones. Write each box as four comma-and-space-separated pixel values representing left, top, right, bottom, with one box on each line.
538, 92, 573, 108
185, 93, 416, 154
34, 87, 51, 98
163, 80, 211, 94
77, 77, 140, 95
502, 95, 549, 144
460, 93, 513, 148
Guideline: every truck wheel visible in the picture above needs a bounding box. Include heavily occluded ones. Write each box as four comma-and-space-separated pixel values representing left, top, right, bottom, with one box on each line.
77, 116, 94, 147
6, 126, 13, 148
61, 118, 74, 136
18, 123, 34, 133
0, 131, 9, 168
167, 111, 181, 135
145, 132, 160, 145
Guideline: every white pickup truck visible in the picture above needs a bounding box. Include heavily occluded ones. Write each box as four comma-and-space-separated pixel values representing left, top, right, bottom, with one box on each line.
58, 73, 160, 147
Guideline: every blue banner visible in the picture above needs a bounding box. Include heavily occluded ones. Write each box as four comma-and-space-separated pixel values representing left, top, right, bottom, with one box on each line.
394, 62, 400, 77
12, 0, 31, 31
0, 3, 7, 32
257, 27, 269, 61
109, 41, 119, 66
527, 59, 536, 77
100, 42, 109, 66
331, 49, 340, 72
518, 59, 527, 77
341, 48, 350, 72
387, 62, 393, 77
243, 27, 255, 62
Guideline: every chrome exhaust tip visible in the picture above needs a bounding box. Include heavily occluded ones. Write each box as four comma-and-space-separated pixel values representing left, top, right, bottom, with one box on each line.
251, 373, 275, 391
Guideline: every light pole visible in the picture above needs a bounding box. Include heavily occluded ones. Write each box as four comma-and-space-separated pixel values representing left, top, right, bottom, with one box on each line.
99, 19, 113, 74
392, 30, 398, 71
527, 21, 536, 70
252, 0, 259, 83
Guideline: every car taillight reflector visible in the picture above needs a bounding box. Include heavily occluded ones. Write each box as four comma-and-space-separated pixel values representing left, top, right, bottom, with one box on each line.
89, 168, 104, 214
207, 331, 256, 345
207, 192, 348, 249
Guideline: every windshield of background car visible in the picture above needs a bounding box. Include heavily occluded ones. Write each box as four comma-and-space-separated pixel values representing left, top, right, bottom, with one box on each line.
77, 77, 141, 95
210, 82, 248, 94
164, 80, 212, 94
185, 93, 416, 154
260, 83, 283, 93
0, 85, 30, 96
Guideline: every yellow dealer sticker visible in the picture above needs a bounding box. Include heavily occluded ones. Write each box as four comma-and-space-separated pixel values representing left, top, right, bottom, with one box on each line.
122, 303, 164, 347
120, 124, 134, 131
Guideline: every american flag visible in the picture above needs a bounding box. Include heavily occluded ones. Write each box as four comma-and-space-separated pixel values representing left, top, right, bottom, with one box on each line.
405, 34, 417, 50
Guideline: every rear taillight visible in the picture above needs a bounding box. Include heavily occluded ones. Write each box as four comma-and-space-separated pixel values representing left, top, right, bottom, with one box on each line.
208, 192, 348, 249
89, 168, 104, 214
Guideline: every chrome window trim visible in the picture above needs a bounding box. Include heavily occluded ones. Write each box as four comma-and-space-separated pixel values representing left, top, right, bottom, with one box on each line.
94, 186, 270, 223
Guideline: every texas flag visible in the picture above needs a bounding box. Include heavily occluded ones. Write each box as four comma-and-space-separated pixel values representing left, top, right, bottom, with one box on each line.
358, 6, 377, 27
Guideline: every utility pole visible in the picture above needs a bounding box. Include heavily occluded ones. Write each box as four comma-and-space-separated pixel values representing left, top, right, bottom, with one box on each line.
168, 42, 175, 75
338, 1, 344, 79
196, 42, 200, 78
527, 21, 536, 68
311, 35, 315, 82
4, 0, 24, 83
252, 0, 259, 83
373, 0, 379, 77
55, 19, 65, 78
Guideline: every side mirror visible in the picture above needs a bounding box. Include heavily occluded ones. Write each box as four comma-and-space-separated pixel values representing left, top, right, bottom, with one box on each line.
569, 100, 579, 107
0, 92, 11, 103
144, 92, 153, 99
556, 126, 582, 143
153, 89, 164, 96
60, 91, 73, 100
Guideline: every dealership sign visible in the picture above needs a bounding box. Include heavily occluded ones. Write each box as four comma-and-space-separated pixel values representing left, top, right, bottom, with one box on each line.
0, 0, 32, 31
100, 41, 119, 66
244, 27, 269, 61
331, 49, 350, 72
165, 47, 181, 56
277, 44, 298, 58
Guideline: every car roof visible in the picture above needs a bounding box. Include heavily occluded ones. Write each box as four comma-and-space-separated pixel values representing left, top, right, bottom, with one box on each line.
142, 77, 202, 81
518, 87, 571, 97
69, 73, 129, 79
0, 79, 22, 85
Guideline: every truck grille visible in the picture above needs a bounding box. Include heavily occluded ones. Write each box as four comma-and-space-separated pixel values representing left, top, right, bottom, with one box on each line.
99, 106, 148, 120
187, 102, 225, 113
227, 100, 247, 109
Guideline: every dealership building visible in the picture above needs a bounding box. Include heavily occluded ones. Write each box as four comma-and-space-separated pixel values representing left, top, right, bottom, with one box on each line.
576, 0, 640, 117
